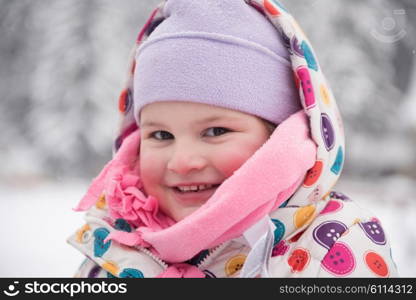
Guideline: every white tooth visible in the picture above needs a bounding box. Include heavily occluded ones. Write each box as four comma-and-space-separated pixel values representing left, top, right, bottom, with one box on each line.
178, 185, 197, 192
199, 184, 212, 191
177, 184, 216, 192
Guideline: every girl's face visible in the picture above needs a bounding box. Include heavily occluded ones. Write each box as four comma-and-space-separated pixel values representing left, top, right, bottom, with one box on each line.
139, 101, 272, 222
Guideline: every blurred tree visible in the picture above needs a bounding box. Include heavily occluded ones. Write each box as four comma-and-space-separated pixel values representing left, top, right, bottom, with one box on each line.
284, 0, 416, 178
0, 0, 415, 181
0, 0, 159, 180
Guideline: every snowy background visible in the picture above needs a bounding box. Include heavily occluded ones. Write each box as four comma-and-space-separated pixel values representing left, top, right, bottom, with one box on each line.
1, 0, 415, 277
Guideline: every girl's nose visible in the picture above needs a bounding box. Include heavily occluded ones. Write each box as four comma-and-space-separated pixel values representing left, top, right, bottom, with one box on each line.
167, 146, 208, 175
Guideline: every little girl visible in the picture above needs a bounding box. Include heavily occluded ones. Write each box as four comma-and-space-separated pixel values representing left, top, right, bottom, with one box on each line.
68, 0, 398, 278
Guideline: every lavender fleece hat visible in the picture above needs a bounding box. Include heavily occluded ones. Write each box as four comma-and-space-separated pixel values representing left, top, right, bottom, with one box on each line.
134, 0, 301, 125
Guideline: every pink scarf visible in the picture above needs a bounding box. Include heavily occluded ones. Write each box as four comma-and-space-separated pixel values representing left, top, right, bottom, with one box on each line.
74, 110, 316, 264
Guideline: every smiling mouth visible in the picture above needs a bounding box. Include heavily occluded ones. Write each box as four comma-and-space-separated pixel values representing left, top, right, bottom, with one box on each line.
173, 184, 221, 193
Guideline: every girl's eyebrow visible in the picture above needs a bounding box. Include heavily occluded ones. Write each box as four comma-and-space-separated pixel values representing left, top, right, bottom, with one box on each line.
141, 121, 165, 128
141, 116, 239, 128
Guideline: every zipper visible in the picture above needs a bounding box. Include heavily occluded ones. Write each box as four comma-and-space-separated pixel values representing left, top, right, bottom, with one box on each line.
137, 241, 231, 272
196, 241, 228, 268
134, 245, 169, 270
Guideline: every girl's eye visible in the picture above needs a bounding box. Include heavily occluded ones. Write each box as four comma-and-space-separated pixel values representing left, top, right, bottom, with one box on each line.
150, 130, 173, 140
148, 128, 230, 140
204, 127, 230, 137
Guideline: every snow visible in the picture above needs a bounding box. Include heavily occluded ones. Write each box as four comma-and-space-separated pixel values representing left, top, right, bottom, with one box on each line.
0, 180, 87, 277
1, 176, 415, 277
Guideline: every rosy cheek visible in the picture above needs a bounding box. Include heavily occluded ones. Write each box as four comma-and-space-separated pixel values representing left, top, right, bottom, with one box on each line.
215, 135, 268, 177
214, 147, 254, 178
139, 152, 163, 192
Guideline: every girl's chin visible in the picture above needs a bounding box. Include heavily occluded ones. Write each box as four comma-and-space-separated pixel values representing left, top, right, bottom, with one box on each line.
167, 204, 202, 222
